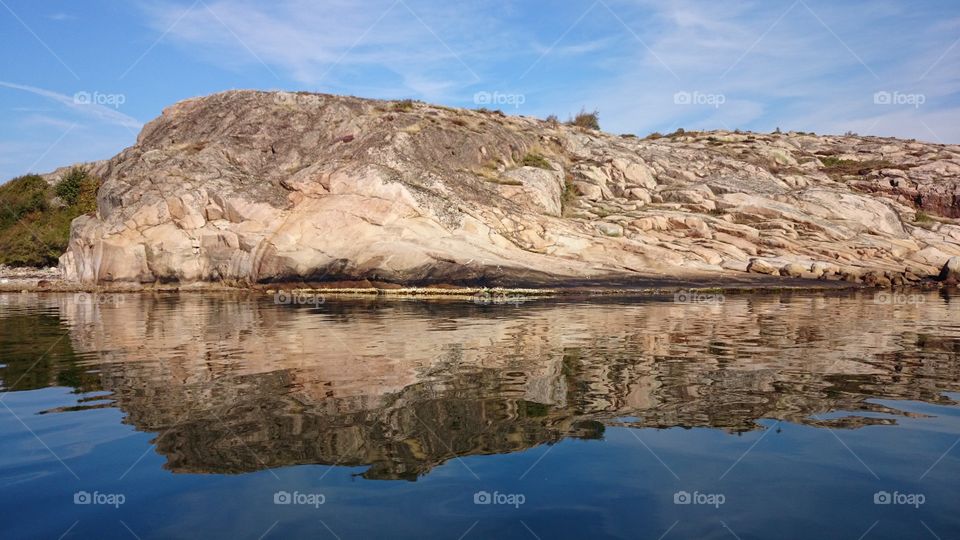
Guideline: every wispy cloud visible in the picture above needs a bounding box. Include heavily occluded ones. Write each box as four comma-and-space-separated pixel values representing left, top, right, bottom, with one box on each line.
133, 0, 959, 141
47, 12, 77, 21
0, 81, 142, 130
138, 0, 499, 98
18, 114, 79, 131
530, 37, 616, 57
531, 0, 960, 140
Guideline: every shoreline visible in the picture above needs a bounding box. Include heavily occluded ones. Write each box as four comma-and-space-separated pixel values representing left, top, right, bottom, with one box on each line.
0, 271, 950, 298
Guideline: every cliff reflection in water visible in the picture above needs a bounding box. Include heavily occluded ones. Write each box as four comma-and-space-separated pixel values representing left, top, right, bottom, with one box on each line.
2, 292, 959, 480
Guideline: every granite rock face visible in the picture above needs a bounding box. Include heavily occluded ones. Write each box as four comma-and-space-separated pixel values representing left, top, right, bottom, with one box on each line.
59, 91, 960, 286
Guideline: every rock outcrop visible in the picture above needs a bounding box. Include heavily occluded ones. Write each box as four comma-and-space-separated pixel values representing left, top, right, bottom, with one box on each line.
941, 256, 960, 284
59, 91, 960, 287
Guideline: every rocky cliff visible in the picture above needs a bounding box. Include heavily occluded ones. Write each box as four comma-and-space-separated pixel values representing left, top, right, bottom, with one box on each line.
59, 90, 960, 287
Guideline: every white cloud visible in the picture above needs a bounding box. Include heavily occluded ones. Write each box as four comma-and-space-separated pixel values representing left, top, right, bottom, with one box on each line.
531, 37, 617, 57
552, 0, 960, 140
47, 12, 77, 21
0, 81, 143, 131
0, 82, 142, 178
140, 0, 498, 98
132, 0, 960, 141
18, 114, 79, 131
819, 106, 960, 144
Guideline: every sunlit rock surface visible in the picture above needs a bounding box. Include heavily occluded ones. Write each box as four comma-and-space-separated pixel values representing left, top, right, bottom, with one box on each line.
58, 91, 960, 286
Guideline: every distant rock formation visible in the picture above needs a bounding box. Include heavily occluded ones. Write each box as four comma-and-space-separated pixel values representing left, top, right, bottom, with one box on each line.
58, 91, 960, 287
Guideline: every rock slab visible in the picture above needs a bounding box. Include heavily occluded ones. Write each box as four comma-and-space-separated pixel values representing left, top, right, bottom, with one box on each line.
59, 91, 960, 287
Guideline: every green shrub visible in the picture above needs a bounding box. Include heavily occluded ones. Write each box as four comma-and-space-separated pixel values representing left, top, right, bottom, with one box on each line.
0, 174, 48, 229
55, 167, 89, 205
0, 169, 102, 267
819, 156, 844, 168
561, 178, 577, 214
393, 99, 416, 111
914, 211, 934, 224
521, 153, 552, 170
818, 156, 898, 179
568, 109, 600, 130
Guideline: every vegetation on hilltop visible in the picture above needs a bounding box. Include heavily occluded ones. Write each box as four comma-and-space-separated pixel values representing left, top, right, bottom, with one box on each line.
568, 109, 600, 130
0, 167, 100, 267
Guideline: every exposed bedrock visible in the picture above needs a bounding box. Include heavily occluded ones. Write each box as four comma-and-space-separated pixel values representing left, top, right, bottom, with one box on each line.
59, 91, 960, 287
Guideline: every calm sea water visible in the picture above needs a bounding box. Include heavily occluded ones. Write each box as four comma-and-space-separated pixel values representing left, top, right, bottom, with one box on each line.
1, 291, 958, 539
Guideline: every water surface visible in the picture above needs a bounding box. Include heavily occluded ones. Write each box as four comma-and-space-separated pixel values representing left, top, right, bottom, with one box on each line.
1, 291, 958, 539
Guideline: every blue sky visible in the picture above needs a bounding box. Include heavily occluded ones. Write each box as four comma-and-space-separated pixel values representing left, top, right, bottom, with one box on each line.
1, 0, 958, 180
